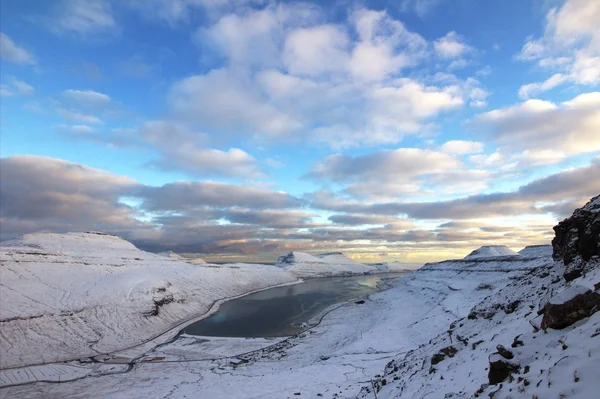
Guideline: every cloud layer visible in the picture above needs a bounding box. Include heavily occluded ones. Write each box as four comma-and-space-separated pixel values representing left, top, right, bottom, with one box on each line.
2, 155, 598, 261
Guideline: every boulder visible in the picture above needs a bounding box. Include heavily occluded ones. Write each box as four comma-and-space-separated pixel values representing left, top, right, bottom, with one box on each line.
541, 285, 600, 330
431, 346, 457, 365
488, 353, 520, 384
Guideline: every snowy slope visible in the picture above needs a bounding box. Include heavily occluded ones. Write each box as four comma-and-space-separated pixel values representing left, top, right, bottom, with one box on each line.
157, 250, 184, 259
0, 232, 298, 369
464, 245, 518, 259
158, 250, 206, 264
276, 251, 377, 277
373, 261, 423, 272
518, 244, 553, 257
2, 197, 599, 398
1, 240, 557, 398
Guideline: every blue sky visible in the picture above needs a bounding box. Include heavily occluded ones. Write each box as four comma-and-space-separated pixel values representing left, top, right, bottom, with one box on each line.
1, 0, 599, 262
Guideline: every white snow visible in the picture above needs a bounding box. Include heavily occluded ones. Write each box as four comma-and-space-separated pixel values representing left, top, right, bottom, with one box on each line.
157, 250, 184, 259
464, 245, 518, 259
157, 250, 206, 264
0, 232, 298, 369
518, 244, 553, 257
2, 233, 599, 399
373, 261, 423, 272
582, 195, 600, 212
276, 251, 377, 277
548, 284, 591, 305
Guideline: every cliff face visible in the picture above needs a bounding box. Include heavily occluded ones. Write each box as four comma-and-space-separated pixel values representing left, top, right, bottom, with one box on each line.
552, 195, 600, 281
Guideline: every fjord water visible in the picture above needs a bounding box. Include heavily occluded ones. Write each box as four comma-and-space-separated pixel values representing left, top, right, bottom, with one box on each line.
183, 272, 407, 338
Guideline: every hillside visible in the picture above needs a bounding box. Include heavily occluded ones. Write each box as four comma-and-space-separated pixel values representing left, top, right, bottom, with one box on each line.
518, 244, 553, 257
464, 245, 518, 259
2, 197, 599, 398
158, 250, 206, 264
276, 251, 377, 277
0, 232, 298, 369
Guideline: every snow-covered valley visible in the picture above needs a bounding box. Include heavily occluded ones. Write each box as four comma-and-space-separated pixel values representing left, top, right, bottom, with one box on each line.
1, 196, 599, 398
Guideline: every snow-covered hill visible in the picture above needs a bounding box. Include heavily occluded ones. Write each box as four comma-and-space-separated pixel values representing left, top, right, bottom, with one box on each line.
158, 250, 206, 264
0, 232, 297, 369
276, 251, 377, 277
373, 261, 423, 272
464, 245, 518, 259
2, 197, 599, 398
518, 244, 553, 257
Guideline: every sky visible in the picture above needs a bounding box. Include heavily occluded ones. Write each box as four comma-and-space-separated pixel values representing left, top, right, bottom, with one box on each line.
1, 0, 599, 263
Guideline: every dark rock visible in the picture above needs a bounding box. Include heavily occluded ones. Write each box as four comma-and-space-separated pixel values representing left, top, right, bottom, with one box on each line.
552, 195, 600, 281
431, 346, 457, 365
503, 300, 520, 314
472, 340, 484, 350
511, 335, 524, 348
496, 345, 514, 359
541, 288, 600, 330
488, 354, 520, 384
355, 300, 365, 304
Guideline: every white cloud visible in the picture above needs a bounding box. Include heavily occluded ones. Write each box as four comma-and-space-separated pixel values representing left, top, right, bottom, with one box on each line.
128, 120, 266, 179
440, 140, 484, 155
11, 79, 34, 95
283, 25, 349, 76
198, 8, 280, 68
160, 5, 480, 150
474, 92, 600, 155
0, 85, 13, 97
349, 9, 427, 81
0, 78, 34, 96
434, 31, 473, 59
308, 148, 462, 182
169, 68, 301, 138
518, 73, 568, 99
149, 147, 266, 179
517, 0, 600, 94
307, 147, 495, 200
0, 33, 36, 65
368, 78, 463, 123
400, 0, 444, 17
53, 0, 116, 35
62, 89, 111, 107
58, 109, 102, 124
56, 124, 95, 134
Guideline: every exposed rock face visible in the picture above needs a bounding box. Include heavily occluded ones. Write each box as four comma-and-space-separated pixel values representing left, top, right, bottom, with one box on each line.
541, 286, 600, 330
552, 195, 600, 281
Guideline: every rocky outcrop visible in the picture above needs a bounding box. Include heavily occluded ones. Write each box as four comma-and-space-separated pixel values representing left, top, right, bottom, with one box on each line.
541, 285, 600, 330
552, 195, 600, 281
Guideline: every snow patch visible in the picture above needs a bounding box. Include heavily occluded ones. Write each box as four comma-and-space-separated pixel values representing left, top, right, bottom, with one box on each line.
548, 284, 591, 305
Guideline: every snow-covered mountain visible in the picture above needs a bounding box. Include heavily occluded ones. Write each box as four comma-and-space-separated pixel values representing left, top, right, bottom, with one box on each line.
518, 244, 553, 257
157, 250, 206, 264
276, 251, 377, 277
373, 261, 424, 272
0, 232, 298, 369
464, 245, 518, 259
2, 196, 599, 398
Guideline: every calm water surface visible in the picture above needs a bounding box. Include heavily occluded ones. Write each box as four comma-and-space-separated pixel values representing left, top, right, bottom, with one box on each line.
183, 272, 407, 338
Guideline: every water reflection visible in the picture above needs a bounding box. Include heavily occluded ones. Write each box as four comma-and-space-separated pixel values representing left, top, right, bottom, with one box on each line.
183, 272, 406, 338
